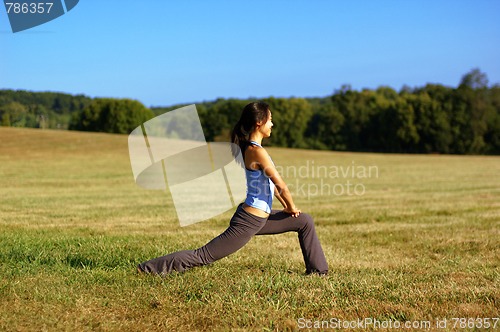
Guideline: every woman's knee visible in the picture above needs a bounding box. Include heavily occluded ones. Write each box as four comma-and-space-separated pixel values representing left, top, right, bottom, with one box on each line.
299, 212, 315, 229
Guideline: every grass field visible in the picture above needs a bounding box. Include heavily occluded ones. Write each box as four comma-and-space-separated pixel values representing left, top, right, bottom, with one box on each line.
0, 127, 498, 331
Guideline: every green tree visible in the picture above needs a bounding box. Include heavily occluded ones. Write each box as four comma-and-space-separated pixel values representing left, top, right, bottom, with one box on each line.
70, 98, 154, 134
305, 103, 345, 150
370, 92, 419, 152
410, 87, 452, 153
459, 68, 488, 90
0, 102, 28, 127
200, 98, 248, 141
484, 85, 500, 154
263, 97, 313, 148
333, 87, 380, 151
455, 69, 495, 153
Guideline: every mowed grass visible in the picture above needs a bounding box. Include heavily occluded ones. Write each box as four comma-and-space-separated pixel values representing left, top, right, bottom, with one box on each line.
0, 127, 498, 331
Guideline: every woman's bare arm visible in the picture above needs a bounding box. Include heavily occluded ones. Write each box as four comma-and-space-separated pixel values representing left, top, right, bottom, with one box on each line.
247, 147, 301, 217
274, 186, 287, 208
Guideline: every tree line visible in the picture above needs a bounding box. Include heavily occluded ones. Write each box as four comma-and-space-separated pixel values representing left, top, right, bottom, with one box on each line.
0, 90, 91, 129
1, 68, 498, 154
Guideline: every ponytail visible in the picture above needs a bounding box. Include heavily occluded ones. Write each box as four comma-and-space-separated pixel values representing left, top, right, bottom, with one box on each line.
231, 119, 250, 156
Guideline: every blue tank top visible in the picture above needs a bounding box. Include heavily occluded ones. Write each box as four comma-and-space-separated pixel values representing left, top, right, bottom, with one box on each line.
244, 141, 275, 213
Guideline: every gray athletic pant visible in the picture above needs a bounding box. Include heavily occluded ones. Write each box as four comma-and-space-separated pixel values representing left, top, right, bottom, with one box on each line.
138, 204, 328, 275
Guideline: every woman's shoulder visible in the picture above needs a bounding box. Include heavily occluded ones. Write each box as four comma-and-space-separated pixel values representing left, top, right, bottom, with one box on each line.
244, 144, 270, 169
246, 143, 267, 157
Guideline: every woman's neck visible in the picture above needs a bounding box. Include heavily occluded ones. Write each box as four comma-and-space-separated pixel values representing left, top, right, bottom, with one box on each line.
249, 133, 263, 145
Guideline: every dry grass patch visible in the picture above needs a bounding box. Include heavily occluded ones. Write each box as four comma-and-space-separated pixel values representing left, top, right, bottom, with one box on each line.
0, 127, 498, 331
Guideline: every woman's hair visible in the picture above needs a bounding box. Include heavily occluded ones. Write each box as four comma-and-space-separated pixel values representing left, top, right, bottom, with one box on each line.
231, 101, 270, 156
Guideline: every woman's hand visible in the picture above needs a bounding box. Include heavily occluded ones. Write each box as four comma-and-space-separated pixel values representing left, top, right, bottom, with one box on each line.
283, 206, 301, 218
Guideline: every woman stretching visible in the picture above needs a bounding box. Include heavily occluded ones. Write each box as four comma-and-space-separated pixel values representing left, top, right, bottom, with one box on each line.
137, 102, 328, 275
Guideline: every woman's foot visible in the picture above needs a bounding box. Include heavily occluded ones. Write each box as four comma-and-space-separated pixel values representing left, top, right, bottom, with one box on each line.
306, 270, 328, 277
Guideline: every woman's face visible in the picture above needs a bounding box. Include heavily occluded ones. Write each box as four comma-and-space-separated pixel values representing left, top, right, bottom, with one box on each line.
258, 111, 273, 138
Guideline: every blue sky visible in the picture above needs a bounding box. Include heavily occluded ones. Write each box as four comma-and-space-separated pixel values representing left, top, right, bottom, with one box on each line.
1, 1, 499, 107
